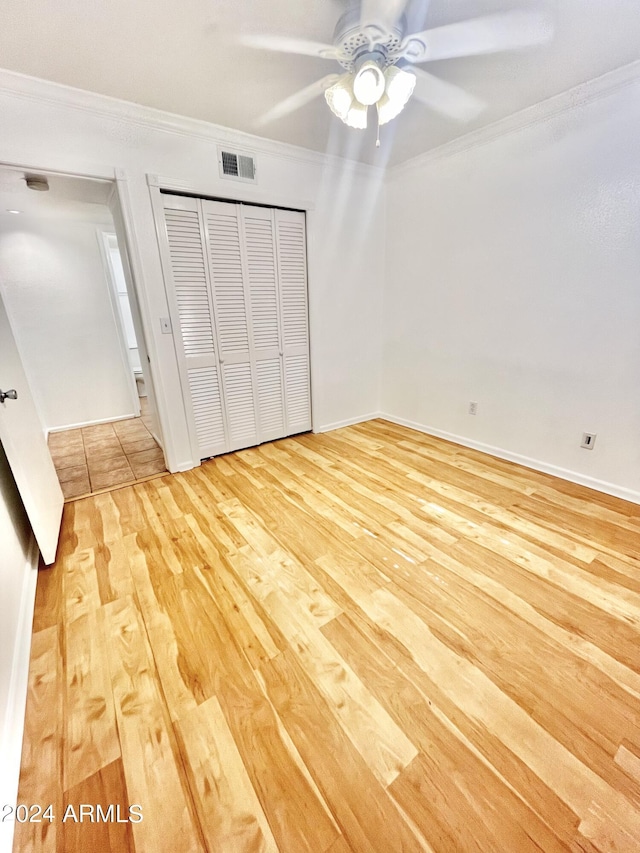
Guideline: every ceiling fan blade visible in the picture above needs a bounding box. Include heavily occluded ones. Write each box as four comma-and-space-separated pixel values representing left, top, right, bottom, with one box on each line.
239, 34, 338, 60
255, 74, 340, 127
401, 10, 553, 63
360, 0, 408, 30
411, 67, 485, 122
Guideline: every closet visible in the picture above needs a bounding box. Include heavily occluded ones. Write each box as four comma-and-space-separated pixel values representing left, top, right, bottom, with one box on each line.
161, 193, 311, 460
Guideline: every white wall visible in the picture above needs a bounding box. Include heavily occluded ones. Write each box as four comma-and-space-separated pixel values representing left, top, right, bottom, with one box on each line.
0, 445, 37, 853
0, 71, 386, 470
382, 73, 640, 501
0, 212, 136, 431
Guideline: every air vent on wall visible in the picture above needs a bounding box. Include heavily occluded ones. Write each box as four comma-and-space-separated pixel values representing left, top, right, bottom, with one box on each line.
219, 149, 257, 183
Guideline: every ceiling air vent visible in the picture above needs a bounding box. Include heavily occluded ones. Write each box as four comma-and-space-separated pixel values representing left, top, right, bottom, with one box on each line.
219, 149, 257, 183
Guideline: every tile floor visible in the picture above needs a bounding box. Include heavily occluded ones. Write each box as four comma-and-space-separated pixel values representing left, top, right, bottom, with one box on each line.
48, 402, 166, 500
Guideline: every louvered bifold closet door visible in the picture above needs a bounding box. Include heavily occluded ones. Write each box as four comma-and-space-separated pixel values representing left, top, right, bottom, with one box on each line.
201, 199, 259, 452
163, 195, 228, 458
275, 208, 312, 435
241, 205, 286, 443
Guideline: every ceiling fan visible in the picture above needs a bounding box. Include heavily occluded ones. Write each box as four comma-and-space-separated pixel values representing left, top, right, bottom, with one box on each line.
241, 1, 553, 141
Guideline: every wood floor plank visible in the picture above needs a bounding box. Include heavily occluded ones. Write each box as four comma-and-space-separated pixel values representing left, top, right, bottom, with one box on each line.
175, 571, 341, 853
64, 608, 119, 791
13, 627, 63, 853
103, 596, 203, 852
322, 610, 580, 849
63, 549, 101, 624
261, 647, 426, 852
324, 836, 358, 853
450, 538, 640, 675
175, 696, 279, 853
126, 534, 199, 722
363, 587, 640, 829
60, 760, 135, 853
184, 516, 283, 666
381, 558, 640, 792
615, 743, 640, 784
227, 546, 419, 787
15, 421, 640, 853
318, 539, 640, 827
218, 497, 342, 628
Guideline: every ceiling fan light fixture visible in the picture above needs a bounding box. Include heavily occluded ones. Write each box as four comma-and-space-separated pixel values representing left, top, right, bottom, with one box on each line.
325, 74, 367, 128
324, 74, 354, 121
377, 66, 416, 125
353, 60, 385, 106
344, 101, 368, 129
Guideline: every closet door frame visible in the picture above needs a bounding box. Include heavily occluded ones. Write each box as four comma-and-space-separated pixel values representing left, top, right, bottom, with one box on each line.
148, 176, 315, 468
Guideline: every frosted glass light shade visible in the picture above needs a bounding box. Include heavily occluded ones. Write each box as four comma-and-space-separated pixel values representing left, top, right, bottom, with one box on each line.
377, 66, 416, 125
325, 74, 354, 121
344, 102, 368, 129
325, 74, 368, 129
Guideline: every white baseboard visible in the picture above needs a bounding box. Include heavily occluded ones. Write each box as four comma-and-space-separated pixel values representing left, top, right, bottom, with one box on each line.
313, 412, 381, 434
380, 413, 640, 505
0, 537, 39, 853
47, 412, 137, 433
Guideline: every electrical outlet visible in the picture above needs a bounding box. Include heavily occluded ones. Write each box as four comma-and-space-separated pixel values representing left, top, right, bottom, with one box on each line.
468, 401, 478, 416
581, 432, 596, 450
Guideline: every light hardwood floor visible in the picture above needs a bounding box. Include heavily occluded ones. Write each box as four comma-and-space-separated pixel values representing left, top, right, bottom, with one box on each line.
14, 419, 640, 852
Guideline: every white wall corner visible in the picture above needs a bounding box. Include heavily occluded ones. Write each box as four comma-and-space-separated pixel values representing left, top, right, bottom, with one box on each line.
313, 412, 382, 434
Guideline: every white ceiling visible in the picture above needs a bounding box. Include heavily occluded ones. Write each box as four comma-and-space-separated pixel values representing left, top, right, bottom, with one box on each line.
0, 168, 113, 221
0, 0, 639, 166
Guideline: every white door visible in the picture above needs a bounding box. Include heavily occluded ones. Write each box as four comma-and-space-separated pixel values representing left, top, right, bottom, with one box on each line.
202, 199, 259, 453
275, 209, 312, 435
242, 205, 287, 443
0, 295, 63, 564
163, 195, 228, 459
159, 194, 311, 461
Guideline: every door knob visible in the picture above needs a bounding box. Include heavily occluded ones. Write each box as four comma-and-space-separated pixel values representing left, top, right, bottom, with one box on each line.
0, 389, 17, 403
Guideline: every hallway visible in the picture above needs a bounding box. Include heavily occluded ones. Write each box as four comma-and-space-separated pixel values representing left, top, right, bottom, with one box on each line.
48, 400, 166, 499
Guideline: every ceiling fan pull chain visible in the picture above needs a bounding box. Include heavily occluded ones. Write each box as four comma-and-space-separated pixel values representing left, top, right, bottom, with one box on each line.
375, 104, 381, 148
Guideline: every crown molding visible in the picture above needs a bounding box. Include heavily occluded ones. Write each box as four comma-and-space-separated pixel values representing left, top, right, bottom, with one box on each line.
2, 58, 637, 184
0, 68, 384, 180
388, 59, 640, 180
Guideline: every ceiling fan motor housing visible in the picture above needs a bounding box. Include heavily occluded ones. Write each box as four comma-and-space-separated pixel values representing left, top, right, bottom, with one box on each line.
332, 7, 406, 71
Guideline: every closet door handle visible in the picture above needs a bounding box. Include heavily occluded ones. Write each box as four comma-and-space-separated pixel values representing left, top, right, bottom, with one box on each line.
0, 388, 17, 403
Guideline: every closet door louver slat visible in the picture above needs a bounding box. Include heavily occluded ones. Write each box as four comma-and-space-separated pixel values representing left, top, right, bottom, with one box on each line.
221, 362, 258, 449
164, 209, 215, 357
202, 200, 258, 452
276, 209, 312, 435
188, 366, 226, 452
256, 358, 285, 438
243, 206, 286, 442
163, 198, 228, 458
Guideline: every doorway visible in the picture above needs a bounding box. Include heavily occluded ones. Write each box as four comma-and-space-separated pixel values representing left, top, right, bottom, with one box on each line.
0, 166, 167, 500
